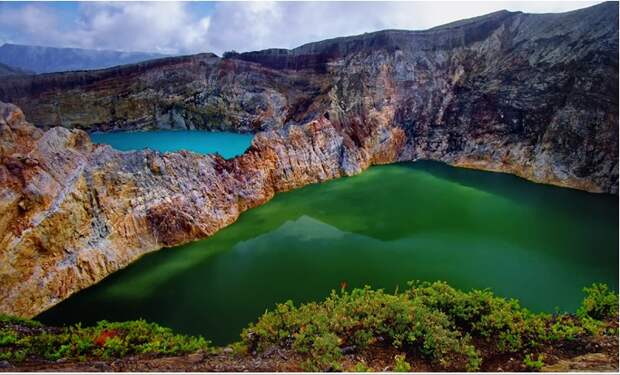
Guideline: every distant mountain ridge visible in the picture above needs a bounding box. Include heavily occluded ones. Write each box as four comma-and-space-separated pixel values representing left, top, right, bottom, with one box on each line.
0, 43, 167, 74
0, 61, 32, 76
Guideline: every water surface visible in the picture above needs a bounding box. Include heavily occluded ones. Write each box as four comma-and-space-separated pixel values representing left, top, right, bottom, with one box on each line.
39, 161, 619, 345
91, 130, 253, 158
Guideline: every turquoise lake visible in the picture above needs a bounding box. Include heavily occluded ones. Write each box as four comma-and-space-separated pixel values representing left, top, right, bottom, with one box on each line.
90, 130, 254, 158
39, 155, 619, 345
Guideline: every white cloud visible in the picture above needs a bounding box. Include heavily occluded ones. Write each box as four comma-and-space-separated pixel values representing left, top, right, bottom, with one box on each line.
72, 2, 212, 54
0, 2, 211, 54
0, 1, 604, 55
0, 3, 67, 47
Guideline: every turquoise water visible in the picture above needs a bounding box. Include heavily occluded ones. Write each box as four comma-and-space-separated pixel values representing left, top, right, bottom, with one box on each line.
39, 161, 619, 345
90, 130, 254, 158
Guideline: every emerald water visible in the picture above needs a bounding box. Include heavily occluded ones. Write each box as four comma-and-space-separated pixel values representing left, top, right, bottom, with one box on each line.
39, 161, 618, 345
90, 130, 254, 158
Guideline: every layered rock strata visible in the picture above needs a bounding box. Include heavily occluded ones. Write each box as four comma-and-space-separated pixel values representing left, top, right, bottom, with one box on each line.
0, 2, 618, 317
1, 3, 618, 193
0, 101, 403, 317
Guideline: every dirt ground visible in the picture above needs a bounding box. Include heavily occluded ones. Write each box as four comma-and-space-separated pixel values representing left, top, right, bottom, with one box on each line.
2, 333, 617, 372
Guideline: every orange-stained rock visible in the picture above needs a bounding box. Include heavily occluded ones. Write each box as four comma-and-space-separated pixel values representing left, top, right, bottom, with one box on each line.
0, 102, 405, 318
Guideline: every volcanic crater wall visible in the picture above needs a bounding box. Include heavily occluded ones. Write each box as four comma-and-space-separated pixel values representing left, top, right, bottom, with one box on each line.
0, 2, 618, 317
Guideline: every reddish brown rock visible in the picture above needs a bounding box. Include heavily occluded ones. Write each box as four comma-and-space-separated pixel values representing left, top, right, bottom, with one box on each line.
0, 101, 402, 317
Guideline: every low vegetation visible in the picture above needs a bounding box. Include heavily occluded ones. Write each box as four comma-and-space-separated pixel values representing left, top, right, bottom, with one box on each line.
241, 281, 618, 371
523, 353, 544, 371
0, 318, 209, 363
0, 282, 617, 372
393, 354, 412, 372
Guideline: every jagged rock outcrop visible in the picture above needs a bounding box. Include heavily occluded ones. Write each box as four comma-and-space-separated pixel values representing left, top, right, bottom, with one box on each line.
0, 3, 618, 317
0, 3, 618, 193
0, 100, 402, 317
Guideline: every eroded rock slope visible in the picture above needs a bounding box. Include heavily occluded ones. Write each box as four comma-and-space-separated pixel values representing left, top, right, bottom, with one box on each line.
1, 3, 618, 193
0, 3, 618, 317
0, 100, 402, 317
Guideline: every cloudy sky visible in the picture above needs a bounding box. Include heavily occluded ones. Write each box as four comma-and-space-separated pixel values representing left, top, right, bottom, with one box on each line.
0, 1, 602, 55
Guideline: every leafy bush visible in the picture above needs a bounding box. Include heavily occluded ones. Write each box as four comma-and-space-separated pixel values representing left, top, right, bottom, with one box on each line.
523, 353, 544, 371
393, 354, 412, 372
0, 315, 42, 328
1, 281, 616, 369
242, 281, 618, 371
0, 318, 210, 363
547, 316, 584, 341
577, 284, 619, 320
243, 286, 480, 371
0, 331, 17, 346
406, 281, 550, 352
352, 361, 370, 372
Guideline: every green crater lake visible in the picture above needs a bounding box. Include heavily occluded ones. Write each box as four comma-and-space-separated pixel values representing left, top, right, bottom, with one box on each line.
39, 160, 619, 345
90, 130, 254, 158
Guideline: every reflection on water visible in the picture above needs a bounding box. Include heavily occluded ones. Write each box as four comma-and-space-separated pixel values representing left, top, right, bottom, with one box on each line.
39, 161, 619, 345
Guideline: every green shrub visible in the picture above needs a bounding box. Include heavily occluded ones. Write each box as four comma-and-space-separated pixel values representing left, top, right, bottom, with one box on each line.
300, 333, 342, 371
243, 286, 479, 371
242, 281, 618, 372
1, 281, 616, 369
577, 284, 619, 321
547, 317, 584, 341
0, 318, 210, 363
352, 361, 370, 372
523, 353, 544, 371
0, 330, 17, 346
393, 354, 412, 372
0, 315, 42, 327
407, 281, 547, 352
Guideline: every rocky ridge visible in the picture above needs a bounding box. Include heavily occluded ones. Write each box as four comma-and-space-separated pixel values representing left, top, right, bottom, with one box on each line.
0, 100, 401, 317
0, 43, 167, 74
1, 3, 617, 193
0, 2, 618, 317
0, 63, 32, 77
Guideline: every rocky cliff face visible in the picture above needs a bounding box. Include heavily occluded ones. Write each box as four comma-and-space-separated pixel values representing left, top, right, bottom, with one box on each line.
0, 100, 401, 317
0, 3, 618, 317
1, 3, 617, 193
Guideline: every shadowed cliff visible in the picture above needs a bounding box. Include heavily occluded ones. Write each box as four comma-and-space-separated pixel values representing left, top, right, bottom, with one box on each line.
0, 2, 617, 193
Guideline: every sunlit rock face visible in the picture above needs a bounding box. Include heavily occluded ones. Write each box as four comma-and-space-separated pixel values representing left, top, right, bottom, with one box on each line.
0, 3, 618, 317
0, 101, 400, 317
